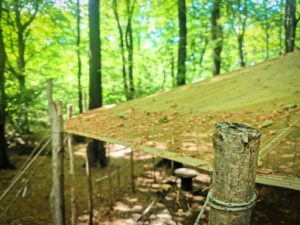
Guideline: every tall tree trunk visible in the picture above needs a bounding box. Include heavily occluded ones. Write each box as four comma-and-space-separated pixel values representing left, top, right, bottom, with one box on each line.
126, 22, 135, 99
171, 50, 175, 87
285, 0, 298, 53
263, 0, 270, 59
15, 2, 29, 133
279, 0, 284, 55
177, 0, 187, 85
211, 0, 223, 76
227, 0, 247, 68
76, 0, 83, 113
12, 0, 39, 133
112, 0, 129, 99
199, 38, 208, 67
88, 0, 102, 109
125, 0, 136, 99
265, 30, 270, 59
237, 34, 246, 67
0, 0, 12, 169
88, 0, 107, 168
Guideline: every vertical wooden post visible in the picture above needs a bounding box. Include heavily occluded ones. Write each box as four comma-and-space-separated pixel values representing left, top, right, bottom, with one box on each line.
209, 122, 261, 225
130, 148, 136, 193
86, 153, 93, 225
67, 105, 77, 225
152, 156, 156, 183
108, 168, 113, 209
117, 166, 121, 193
50, 101, 65, 225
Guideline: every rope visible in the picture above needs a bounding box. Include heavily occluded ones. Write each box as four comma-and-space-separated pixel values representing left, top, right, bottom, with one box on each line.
8, 135, 48, 186
0, 138, 51, 202
194, 190, 257, 225
258, 116, 300, 160
193, 191, 211, 225
210, 192, 256, 212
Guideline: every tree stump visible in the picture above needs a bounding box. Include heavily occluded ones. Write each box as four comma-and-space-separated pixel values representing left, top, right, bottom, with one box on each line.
209, 122, 261, 225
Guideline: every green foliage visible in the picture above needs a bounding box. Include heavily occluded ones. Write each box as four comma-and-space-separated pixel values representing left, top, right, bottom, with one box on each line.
1, 0, 299, 135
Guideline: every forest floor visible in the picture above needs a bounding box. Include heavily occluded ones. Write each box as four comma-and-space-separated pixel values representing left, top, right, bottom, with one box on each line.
0, 141, 300, 225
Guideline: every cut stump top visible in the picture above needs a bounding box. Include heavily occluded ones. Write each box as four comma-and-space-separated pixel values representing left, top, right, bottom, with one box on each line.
174, 168, 199, 179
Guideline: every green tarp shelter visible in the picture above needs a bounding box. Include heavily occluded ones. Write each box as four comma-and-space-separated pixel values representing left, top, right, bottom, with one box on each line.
66, 51, 300, 191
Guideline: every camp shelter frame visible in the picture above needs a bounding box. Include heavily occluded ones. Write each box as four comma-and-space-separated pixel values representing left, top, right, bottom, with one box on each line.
65, 51, 300, 191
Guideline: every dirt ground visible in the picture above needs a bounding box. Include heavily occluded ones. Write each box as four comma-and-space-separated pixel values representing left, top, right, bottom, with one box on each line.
0, 142, 299, 225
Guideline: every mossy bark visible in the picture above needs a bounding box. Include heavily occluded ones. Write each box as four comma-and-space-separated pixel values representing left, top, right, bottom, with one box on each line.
209, 122, 261, 225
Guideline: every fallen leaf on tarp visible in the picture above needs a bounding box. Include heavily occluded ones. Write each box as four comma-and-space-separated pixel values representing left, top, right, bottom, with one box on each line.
283, 103, 297, 110
154, 115, 168, 125
260, 120, 273, 128
118, 112, 126, 119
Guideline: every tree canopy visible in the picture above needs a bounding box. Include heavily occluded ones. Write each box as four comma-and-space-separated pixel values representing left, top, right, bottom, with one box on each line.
0, 0, 299, 137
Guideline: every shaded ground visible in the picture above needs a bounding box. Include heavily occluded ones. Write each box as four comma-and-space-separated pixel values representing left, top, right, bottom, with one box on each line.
0, 142, 299, 225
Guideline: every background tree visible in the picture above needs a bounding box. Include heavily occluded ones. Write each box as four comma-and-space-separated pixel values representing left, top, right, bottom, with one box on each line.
88, 0, 107, 167
0, 0, 299, 164
112, 0, 136, 100
76, 0, 83, 113
226, 0, 248, 67
177, 0, 187, 85
285, 0, 299, 53
3, 0, 40, 133
211, 0, 223, 75
0, 0, 12, 169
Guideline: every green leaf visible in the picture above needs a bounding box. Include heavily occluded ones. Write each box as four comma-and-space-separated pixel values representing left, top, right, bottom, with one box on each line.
154, 115, 168, 125
283, 104, 297, 110
118, 112, 126, 119
260, 120, 273, 128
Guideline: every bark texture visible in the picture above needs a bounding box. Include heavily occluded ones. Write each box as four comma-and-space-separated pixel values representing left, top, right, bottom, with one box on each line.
0, 0, 12, 169
76, 0, 83, 113
177, 0, 187, 85
50, 101, 65, 225
88, 0, 107, 167
209, 122, 261, 225
88, 0, 102, 109
211, 0, 223, 75
285, 0, 298, 53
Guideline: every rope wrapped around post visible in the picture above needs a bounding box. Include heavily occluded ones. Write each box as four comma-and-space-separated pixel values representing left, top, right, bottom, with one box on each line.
194, 190, 257, 225
195, 122, 261, 225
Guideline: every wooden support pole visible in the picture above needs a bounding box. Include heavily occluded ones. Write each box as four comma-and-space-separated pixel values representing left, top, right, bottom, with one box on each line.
209, 122, 261, 225
50, 101, 65, 225
130, 148, 136, 193
67, 105, 77, 225
152, 156, 156, 183
117, 166, 121, 193
86, 153, 93, 225
108, 168, 113, 209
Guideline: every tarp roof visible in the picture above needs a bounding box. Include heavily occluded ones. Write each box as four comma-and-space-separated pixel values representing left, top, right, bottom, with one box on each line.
65, 51, 300, 191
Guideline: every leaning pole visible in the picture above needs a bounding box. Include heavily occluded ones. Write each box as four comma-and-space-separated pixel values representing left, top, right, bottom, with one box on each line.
209, 122, 261, 225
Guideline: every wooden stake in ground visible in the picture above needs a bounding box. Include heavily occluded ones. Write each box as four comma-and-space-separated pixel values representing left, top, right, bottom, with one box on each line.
108, 168, 113, 209
209, 122, 261, 225
67, 105, 77, 225
130, 148, 136, 193
86, 151, 94, 225
50, 101, 65, 225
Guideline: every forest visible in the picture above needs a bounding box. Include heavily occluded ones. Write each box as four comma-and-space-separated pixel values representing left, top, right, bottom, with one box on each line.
0, 0, 300, 225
